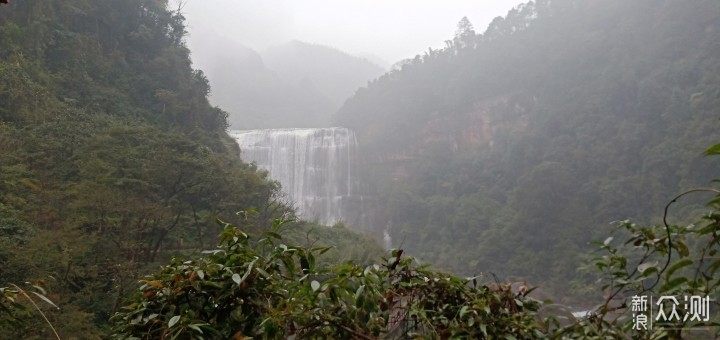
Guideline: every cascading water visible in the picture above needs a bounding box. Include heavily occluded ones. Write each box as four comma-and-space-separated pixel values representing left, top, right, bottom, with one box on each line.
230, 127, 363, 226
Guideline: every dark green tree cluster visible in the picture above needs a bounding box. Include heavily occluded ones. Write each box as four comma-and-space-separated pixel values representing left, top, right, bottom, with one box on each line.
0, 0, 298, 337
335, 0, 720, 303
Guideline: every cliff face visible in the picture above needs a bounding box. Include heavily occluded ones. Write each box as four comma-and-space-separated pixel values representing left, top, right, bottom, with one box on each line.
361, 95, 532, 177
421, 96, 534, 152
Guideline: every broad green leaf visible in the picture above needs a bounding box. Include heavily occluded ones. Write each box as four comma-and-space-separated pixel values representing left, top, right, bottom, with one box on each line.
704, 143, 720, 156
355, 285, 365, 299
255, 267, 270, 278
637, 262, 658, 273
30, 291, 59, 310
459, 305, 468, 318
32, 285, 46, 295
661, 277, 688, 293
311, 280, 320, 292
666, 258, 693, 278
674, 241, 689, 257
187, 324, 204, 334
307, 253, 316, 271
168, 315, 180, 328
264, 231, 282, 240
239, 258, 258, 284
639, 265, 659, 278
317, 246, 333, 255
356, 294, 365, 308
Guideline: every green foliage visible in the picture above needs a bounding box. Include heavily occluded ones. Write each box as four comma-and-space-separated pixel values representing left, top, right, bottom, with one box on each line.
335, 0, 720, 302
0, 0, 290, 337
112, 219, 543, 339
280, 220, 386, 267
109, 175, 720, 339
546, 145, 720, 337
0, 283, 60, 339
554, 195, 720, 337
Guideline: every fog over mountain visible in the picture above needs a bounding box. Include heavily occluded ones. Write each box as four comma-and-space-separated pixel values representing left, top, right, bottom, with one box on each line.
182, 1, 520, 129
182, 0, 522, 64
262, 41, 385, 107
190, 31, 385, 129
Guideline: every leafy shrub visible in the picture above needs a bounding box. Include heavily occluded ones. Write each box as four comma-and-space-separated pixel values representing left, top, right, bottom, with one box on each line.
111, 219, 542, 339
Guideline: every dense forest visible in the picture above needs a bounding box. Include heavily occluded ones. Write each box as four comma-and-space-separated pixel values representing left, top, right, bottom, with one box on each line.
336, 0, 720, 302
0, 1, 380, 337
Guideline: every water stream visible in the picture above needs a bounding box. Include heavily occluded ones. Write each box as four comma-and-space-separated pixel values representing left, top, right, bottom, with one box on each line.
231, 127, 364, 226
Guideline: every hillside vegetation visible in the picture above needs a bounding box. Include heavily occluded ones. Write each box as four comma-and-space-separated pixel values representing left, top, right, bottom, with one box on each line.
0, 1, 381, 337
335, 0, 720, 302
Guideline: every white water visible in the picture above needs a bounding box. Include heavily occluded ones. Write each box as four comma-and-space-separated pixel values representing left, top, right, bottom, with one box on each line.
383, 230, 393, 250
230, 127, 363, 226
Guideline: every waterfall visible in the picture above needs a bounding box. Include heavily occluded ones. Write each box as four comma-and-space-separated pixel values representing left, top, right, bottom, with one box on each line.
230, 127, 363, 226
383, 230, 393, 250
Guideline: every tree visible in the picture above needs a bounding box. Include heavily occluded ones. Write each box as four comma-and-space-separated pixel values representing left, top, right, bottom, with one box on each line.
0, 0, 291, 336
454, 16, 476, 49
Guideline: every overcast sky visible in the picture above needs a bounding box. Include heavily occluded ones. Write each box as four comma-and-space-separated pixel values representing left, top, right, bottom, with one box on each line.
181, 0, 525, 66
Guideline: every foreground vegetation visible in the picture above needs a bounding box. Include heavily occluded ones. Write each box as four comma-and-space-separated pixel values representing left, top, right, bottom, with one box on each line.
5, 178, 720, 338
109, 158, 720, 339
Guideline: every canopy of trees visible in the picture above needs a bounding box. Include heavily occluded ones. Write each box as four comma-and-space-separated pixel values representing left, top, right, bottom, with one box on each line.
335, 0, 720, 303
112, 177, 720, 338
0, 1, 379, 337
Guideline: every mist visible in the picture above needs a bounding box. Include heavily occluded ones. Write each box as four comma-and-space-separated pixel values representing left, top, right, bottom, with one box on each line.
181, 0, 523, 65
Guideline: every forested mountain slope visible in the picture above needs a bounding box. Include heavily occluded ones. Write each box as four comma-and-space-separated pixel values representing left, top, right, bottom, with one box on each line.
0, 1, 378, 337
336, 0, 720, 302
